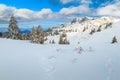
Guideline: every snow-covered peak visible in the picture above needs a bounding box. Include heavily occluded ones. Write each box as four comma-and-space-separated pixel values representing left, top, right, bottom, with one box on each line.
46, 16, 120, 45
51, 17, 119, 32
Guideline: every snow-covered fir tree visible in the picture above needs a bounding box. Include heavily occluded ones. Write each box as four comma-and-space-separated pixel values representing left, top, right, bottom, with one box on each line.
111, 36, 117, 44
8, 15, 20, 39
30, 25, 45, 44
59, 32, 69, 44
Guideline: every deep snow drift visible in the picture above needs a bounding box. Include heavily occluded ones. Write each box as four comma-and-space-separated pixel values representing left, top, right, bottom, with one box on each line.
0, 19, 120, 80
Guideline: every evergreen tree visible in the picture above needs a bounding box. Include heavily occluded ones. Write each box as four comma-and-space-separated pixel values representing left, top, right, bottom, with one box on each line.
30, 25, 45, 44
105, 22, 113, 29
52, 39, 55, 44
97, 26, 101, 32
89, 28, 95, 35
82, 27, 86, 32
59, 32, 69, 44
111, 36, 117, 44
8, 15, 20, 39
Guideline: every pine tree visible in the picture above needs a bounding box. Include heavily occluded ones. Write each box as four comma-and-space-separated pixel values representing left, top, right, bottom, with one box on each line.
52, 39, 55, 44
30, 25, 45, 44
111, 36, 117, 44
89, 28, 95, 35
82, 27, 86, 32
59, 32, 69, 44
97, 26, 101, 32
105, 22, 112, 29
8, 15, 20, 39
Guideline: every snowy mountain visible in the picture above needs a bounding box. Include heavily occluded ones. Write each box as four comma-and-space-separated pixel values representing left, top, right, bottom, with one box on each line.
0, 16, 120, 80
46, 16, 120, 44
51, 17, 119, 32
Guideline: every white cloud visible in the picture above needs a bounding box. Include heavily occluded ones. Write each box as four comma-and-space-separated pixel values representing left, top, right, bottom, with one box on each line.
96, 3, 120, 17
0, 4, 53, 22
0, 4, 81, 22
60, 5, 91, 15
0, 4, 16, 22
60, 0, 92, 5
37, 8, 53, 19
60, 0, 74, 4
14, 9, 36, 21
80, 0, 92, 5
1, 0, 120, 23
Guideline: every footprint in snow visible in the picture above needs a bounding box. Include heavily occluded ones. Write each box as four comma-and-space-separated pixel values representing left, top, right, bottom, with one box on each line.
105, 57, 113, 80
71, 58, 78, 64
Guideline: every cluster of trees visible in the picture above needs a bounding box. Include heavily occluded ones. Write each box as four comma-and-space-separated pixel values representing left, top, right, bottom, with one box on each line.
30, 26, 45, 44
105, 22, 113, 29
0, 16, 70, 45
0, 16, 46, 44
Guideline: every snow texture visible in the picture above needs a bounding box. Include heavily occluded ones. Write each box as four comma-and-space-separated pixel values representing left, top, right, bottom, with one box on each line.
0, 17, 120, 80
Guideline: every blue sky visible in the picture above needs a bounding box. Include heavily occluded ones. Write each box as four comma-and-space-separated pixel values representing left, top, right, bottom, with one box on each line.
0, 0, 114, 12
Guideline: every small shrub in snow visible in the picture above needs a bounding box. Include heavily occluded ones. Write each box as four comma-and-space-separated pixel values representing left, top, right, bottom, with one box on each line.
89, 28, 95, 35
44, 37, 48, 41
111, 36, 117, 44
97, 26, 101, 32
59, 32, 70, 44
82, 27, 86, 32
52, 39, 55, 44
78, 47, 84, 54
75, 47, 84, 54
20, 33, 30, 40
75, 29, 77, 32
78, 42, 80, 44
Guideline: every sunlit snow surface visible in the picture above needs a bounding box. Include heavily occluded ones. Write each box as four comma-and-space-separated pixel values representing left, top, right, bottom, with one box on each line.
0, 21, 120, 80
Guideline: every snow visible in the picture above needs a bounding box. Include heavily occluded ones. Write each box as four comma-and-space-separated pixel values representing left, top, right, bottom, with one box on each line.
0, 17, 120, 80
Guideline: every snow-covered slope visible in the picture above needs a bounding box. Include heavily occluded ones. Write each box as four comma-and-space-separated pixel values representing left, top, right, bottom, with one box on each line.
0, 18, 120, 80
47, 17, 120, 45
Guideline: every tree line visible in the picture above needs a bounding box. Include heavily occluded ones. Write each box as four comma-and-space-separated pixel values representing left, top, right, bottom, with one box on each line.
0, 16, 70, 44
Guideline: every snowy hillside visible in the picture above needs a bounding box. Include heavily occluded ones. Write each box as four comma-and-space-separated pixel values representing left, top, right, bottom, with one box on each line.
47, 17, 120, 45
0, 17, 120, 80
